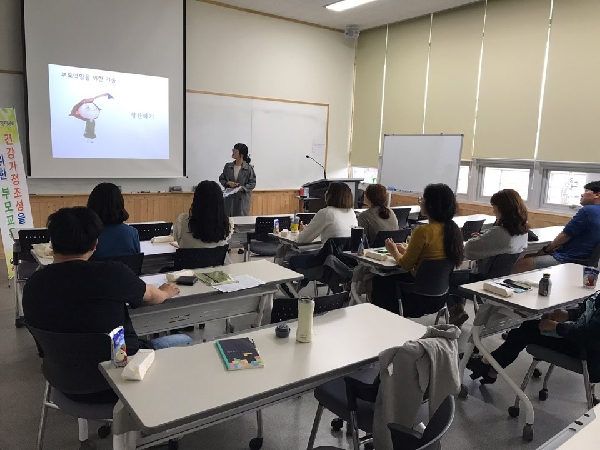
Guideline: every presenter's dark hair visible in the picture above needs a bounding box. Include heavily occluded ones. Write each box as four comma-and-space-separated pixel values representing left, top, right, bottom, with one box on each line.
189, 180, 230, 242
491, 189, 529, 236
326, 182, 353, 209
365, 184, 390, 220
87, 182, 129, 225
47, 207, 103, 255
234, 143, 251, 164
422, 183, 464, 267
584, 181, 600, 193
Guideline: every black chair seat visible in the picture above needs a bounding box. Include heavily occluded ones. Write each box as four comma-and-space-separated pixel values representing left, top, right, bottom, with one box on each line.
314, 367, 378, 433
50, 388, 115, 420
17, 262, 39, 280
249, 241, 278, 256
527, 345, 584, 374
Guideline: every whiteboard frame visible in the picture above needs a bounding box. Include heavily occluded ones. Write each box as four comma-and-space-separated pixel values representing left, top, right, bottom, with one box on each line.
378, 133, 463, 194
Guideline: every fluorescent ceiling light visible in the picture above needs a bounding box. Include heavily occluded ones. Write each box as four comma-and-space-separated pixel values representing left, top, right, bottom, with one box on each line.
325, 0, 379, 12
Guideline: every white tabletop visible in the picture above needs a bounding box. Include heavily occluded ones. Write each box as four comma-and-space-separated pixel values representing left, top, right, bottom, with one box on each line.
271, 232, 321, 247
459, 263, 592, 314
139, 260, 302, 300
100, 303, 426, 434
139, 240, 176, 256
232, 214, 292, 227
355, 205, 420, 215
554, 406, 599, 450
418, 214, 496, 228
344, 249, 399, 269
530, 226, 563, 246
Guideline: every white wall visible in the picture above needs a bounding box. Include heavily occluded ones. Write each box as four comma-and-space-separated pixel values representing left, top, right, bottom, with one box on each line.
0, 0, 355, 193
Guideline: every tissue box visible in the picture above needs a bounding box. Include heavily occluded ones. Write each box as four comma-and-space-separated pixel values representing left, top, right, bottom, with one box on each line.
121, 349, 155, 381
482, 281, 513, 298
151, 235, 174, 243
365, 251, 388, 261
166, 269, 195, 282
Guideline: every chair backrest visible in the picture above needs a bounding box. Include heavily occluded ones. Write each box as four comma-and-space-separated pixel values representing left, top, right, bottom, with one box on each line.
97, 253, 145, 276
413, 259, 454, 296
254, 216, 292, 235
18, 229, 51, 263
372, 228, 411, 248
585, 243, 600, 268
174, 246, 229, 270
389, 395, 455, 450
26, 325, 112, 395
484, 253, 521, 279
391, 207, 412, 229
129, 222, 173, 241
297, 213, 316, 226
270, 292, 348, 324
461, 220, 485, 241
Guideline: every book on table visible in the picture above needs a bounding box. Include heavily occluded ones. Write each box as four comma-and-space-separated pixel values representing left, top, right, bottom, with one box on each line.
215, 337, 264, 370
196, 271, 237, 286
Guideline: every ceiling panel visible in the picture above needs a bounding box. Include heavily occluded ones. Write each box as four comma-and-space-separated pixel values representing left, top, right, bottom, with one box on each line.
203, 0, 483, 30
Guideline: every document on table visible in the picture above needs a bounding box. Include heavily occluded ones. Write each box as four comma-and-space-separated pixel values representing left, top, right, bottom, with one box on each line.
223, 187, 241, 198
213, 275, 265, 293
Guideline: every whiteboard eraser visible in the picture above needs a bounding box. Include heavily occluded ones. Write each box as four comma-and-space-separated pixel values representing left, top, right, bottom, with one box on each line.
482, 281, 513, 298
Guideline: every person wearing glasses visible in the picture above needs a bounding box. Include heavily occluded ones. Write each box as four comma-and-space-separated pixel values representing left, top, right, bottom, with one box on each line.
513, 181, 600, 273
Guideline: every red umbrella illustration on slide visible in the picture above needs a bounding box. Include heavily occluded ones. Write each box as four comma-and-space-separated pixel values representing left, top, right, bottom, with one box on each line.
69, 93, 113, 141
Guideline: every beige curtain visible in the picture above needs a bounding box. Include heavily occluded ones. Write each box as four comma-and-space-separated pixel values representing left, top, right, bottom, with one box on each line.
425, 3, 485, 160
537, 0, 600, 163
382, 16, 431, 135
473, 0, 551, 160
350, 26, 387, 168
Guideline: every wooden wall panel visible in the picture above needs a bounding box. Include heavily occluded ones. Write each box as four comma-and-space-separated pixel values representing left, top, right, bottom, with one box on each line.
390, 193, 572, 229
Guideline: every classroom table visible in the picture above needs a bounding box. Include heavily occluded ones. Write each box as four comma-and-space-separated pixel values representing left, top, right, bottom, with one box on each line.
343, 249, 402, 305
526, 226, 563, 254
131, 260, 303, 335
100, 303, 427, 450
418, 213, 496, 229
537, 404, 599, 450
458, 263, 593, 441
354, 204, 421, 218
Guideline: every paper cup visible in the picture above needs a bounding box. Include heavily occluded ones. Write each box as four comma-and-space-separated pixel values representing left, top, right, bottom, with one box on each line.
583, 266, 599, 289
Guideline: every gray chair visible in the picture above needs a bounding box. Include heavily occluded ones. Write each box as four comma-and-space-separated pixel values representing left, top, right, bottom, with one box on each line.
174, 245, 228, 270
398, 259, 455, 322
469, 252, 522, 314
26, 326, 115, 450
14, 229, 50, 328
298, 213, 316, 226
509, 344, 599, 420
391, 207, 412, 229
371, 228, 411, 248
461, 219, 485, 241
96, 252, 145, 275
270, 292, 348, 324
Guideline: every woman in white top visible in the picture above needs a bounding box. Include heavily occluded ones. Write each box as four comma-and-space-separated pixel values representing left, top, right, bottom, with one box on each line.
288, 182, 357, 275
448, 189, 529, 326
173, 180, 234, 250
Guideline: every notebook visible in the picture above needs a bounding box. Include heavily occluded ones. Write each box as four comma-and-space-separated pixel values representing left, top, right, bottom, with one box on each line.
215, 337, 264, 370
196, 270, 237, 286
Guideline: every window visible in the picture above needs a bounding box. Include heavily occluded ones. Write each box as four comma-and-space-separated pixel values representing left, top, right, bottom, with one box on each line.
351, 166, 379, 184
457, 164, 470, 194
545, 170, 598, 206
481, 167, 530, 200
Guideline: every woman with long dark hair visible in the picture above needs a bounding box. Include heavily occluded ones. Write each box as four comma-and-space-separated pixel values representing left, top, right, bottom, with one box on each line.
447, 189, 529, 326
358, 183, 399, 246
371, 183, 464, 315
218, 143, 257, 217
87, 182, 140, 259
173, 180, 233, 249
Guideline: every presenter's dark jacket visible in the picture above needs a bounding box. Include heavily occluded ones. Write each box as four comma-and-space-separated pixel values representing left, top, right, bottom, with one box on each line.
219, 161, 256, 216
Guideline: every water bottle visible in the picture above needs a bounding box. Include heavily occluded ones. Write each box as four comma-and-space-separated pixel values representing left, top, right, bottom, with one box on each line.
291, 210, 299, 233
538, 273, 552, 296
296, 297, 314, 343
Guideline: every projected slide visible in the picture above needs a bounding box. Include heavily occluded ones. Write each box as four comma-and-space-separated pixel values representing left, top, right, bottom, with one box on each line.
48, 64, 169, 159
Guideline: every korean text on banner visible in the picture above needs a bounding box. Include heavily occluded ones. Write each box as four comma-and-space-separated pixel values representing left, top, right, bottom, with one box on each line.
0, 108, 34, 278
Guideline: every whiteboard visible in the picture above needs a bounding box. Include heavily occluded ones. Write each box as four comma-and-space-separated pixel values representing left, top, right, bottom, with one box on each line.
186, 92, 328, 189
378, 134, 463, 194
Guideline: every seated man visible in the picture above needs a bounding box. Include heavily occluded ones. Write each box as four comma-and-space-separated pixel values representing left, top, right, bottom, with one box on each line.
513, 181, 600, 273
23, 207, 192, 403
468, 291, 600, 384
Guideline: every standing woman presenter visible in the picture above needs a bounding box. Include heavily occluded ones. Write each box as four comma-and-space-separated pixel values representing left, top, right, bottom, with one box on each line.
219, 143, 257, 216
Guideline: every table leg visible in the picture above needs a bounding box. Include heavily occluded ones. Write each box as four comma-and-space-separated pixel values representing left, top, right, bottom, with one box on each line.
256, 292, 274, 327
465, 303, 535, 441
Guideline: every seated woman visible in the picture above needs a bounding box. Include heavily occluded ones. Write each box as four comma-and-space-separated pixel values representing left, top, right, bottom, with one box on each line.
286, 182, 358, 272
358, 183, 399, 246
371, 183, 464, 315
87, 182, 140, 260
173, 180, 234, 250
448, 189, 529, 326
468, 291, 600, 384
